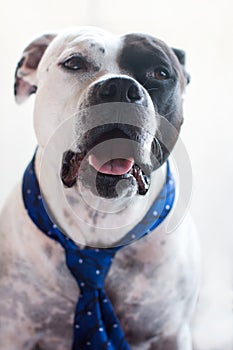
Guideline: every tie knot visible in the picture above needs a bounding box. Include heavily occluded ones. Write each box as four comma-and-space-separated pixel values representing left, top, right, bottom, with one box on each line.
65, 247, 117, 290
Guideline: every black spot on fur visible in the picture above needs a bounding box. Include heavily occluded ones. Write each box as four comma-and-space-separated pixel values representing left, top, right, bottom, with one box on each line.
149, 336, 178, 350
43, 244, 53, 259
31, 342, 45, 350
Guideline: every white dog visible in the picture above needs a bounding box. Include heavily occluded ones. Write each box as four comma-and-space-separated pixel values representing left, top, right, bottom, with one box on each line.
0, 27, 200, 350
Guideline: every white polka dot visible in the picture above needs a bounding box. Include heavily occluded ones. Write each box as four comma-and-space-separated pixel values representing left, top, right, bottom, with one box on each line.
113, 323, 118, 328
80, 282, 85, 287
131, 234, 136, 239
75, 324, 80, 329
86, 341, 91, 346
79, 259, 83, 264
103, 298, 108, 303
87, 311, 92, 316
27, 189, 31, 194
47, 231, 52, 235
95, 248, 100, 252
169, 179, 173, 185
53, 224, 57, 229
99, 327, 103, 332
96, 270, 100, 275
153, 210, 158, 216
37, 195, 42, 200
165, 205, 170, 210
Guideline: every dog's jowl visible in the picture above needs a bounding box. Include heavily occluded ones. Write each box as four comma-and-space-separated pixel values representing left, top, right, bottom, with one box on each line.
0, 27, 200, 350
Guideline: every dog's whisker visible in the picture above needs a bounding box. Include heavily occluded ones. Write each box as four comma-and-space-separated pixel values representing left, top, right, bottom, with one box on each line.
159, 108, 179, 119
147, 87, 159, 92
153, 136, 163, 165
141, 78, 150, 88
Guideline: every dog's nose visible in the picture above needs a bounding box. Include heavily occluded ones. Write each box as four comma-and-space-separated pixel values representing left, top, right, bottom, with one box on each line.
97, 77, 145, 104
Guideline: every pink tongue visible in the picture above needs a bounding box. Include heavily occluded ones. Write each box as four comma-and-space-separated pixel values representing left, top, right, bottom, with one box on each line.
89, 154, 134, 175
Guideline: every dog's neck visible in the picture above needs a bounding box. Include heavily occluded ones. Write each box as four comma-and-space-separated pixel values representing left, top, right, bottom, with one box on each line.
35, 147, 166, 247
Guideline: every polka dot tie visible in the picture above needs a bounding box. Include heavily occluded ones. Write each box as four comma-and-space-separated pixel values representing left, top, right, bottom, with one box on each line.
22, 152, 175, 350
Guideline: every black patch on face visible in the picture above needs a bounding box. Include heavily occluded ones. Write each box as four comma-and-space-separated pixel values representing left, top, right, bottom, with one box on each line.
118, 34, 186, 162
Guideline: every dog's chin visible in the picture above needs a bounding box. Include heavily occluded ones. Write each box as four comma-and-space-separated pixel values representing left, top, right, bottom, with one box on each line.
86, 171, 139, 199
61, 150, 151, 199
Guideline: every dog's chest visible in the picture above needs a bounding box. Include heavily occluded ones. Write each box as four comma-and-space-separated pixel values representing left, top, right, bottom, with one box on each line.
35, 228, 194, 344
105, 234, 194, 343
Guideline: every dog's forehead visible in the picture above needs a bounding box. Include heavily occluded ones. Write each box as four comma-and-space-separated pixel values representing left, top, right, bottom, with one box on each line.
44, 28, 174, 65
47, 27, 122, 59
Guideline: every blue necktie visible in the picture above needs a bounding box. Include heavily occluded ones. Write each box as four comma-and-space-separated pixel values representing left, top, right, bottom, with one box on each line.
22, 152, 175, 350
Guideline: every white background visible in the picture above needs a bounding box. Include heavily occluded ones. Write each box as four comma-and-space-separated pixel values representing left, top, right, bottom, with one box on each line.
0, 0, 232, 348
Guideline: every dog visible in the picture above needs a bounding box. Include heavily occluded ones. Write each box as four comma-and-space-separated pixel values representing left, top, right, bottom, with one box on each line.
0, 27, 200, 350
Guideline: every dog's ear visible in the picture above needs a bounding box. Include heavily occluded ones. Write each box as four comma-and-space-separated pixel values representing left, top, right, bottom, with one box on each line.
172, 48, 191, 85
14, 34, 56, 104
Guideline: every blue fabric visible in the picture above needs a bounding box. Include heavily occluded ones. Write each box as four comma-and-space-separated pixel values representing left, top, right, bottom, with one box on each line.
22, 152, 175, 350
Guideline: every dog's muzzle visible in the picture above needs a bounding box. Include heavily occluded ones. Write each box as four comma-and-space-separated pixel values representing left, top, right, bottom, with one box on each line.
61, 126, 152, 197
60, 76, 160, 199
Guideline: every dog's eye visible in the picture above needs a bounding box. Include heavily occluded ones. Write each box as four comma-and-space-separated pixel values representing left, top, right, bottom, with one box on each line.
147, 69, 170, 81
62, 56, 86, 71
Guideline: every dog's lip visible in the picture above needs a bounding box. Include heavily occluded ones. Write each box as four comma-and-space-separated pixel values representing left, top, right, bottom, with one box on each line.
88, 154, 134, 175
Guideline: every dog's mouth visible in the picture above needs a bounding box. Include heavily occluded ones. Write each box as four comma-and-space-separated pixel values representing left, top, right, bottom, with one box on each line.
61, 128, 151, 197
61, 151, 150, 197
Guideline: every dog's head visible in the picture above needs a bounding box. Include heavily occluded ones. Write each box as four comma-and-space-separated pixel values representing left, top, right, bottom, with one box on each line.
15, 27, 190, 199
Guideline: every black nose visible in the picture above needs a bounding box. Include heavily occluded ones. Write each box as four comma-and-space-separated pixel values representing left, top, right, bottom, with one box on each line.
97, 77, 145, 105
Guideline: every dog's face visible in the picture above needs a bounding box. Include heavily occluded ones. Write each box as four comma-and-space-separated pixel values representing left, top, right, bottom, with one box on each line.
15, 27, 189, 199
